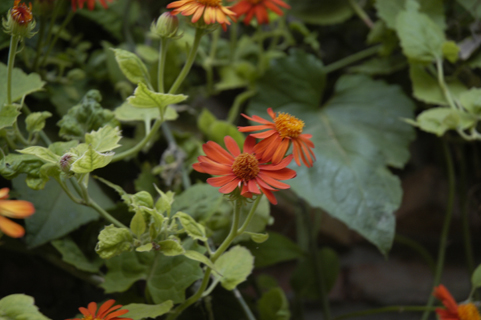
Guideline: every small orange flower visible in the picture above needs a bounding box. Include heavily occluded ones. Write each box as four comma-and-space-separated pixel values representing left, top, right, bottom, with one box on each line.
193, 135, 296, 205
0, 188, 35, 238
66, 299, 132, 320
167, 0, 236, 31
433, 285, 481, 320
71, 0, 113, 11
11, 0, 33, 26
238, 108, 316, 168
230, 0, 290, 25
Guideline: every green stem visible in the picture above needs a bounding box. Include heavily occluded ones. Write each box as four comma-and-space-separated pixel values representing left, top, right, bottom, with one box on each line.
212, 200, 241, 261
13, 121, 30, 146
168, 27, 205, 94
87, 197, 128, 229
348, 0, 374, 28
394, 234, 436, 274
256, 26, 266, 75
323, 45, 381, 74
40, 10, 75, 68
334, 306, 437, 320
158, 38, 170, 93
420, 141, 455, 320
55, 177, 83, 204
236, 196, 262, 235
233, 288, 256, 320
229, 22, 238, 62
436, 58, 457, 110
6, 35, 20, 107
42, 0, 62, 50
226, 89, 257, 124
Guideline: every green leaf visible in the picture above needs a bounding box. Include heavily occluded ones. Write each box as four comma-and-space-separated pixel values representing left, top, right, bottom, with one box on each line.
128, 83, 187, 113
442, 41, 460, 63
184, 250, 218, 273
171, 183, 223, 221
460, 88, 481, 115
18, 146, 60, 164
158, 239, 185, 256
456, 0, 481, 19
12, 177, 114, 248
0, 294, 50, 320
96, 225, 134, 259
375, 0, 446, 30
115, 103, 178, 123
257, 288, 290, 320
48, 141, 79, 156
244, 232, 304, 268
70, 145, 114, 174
136, 243, 153, 252
395, 7, 445, 62
25, 112, 52, 134
248, 51, 415, 254
120, 301, 173, 320
409, 63, 467, 105
130, 210, 146, 238
112, 48, 151, 85
85, 126, 122, 153
349, 56, 407, 76
1, 154, 49, 190
290, 0, 353, 25
214, 246, 254, 290
136, 44, 159, 64
198, 109, 217, 136
51, 237, 102, 273
472, 264, 481, 288
0, 63, 45, 106
174, 211, 207, 241
0, 105, 20, 130
408, 107, 476, 136
244, 232, 269, 243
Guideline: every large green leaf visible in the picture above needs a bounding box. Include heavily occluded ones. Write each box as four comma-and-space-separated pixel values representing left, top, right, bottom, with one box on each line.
375, 0, 446, 30
0, 63, 45, 106
121, 301, 173, 320
248, 51, 415, 254
0, 105, 21, 130
290, 0, 353, 25
456, 0, 481, 19
257, 288, 290, 320
0, 294, 50, 320
12, 177, 115, 248
214, 246, 254, 290
51, 237, 103, 273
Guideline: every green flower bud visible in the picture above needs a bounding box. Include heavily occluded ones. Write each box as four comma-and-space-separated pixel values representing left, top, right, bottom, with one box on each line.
150, 12, 182, 40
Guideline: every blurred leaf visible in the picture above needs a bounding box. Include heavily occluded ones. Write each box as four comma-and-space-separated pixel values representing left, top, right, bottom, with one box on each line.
25, 112, 52, 134
257, 288, 290, 320
460, 88, 481, 115
0, 63, 45, 106
244, 232, 303, 268
0, 105, 21, 130
290, 0, 353, 25
51, 237, 103, 273
130, 211, 146, 238
115, 103, 178, 123
18, 147, 60, 164
121, 301, 173, 320
442, 41, 460, 63
158, 239, 185, 256
248, 50, 415, 254
197, 109, 245, 149
244, 232, 269, 243
376, 0, 446, 30
472, 264, 481, 288
349, 56, 407, 75
407, 108, 476, 136
0, 294, 50, 320
102, 251, 152, 293
183, 250, 218, 273
456, 0, 481, 19
214, 246, 254, 290
112, 48, 151, 86
171, 183, 223, 221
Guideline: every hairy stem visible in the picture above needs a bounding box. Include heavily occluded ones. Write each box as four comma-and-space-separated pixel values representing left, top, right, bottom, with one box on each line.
6, 35, 20, 107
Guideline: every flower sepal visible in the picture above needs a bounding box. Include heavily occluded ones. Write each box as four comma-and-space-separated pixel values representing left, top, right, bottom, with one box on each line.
150, 12, 183, 40
2, 0, 36, 38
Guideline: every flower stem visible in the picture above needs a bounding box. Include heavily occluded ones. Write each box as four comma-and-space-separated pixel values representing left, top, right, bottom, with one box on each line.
206, 28, 220, 95
236, 195, 262, 236
348, 0, 374, 29
420, 141, 455, 320
324, 45, 381, 74
226, 89, 257, 124
168, 27, 205, 94
394, 234, 436, 274
6, 35, 20, 107
87, 197, 128, 229
158, 38, 170, 93
40, 10, 75, 68
334, 306, 437, 320
233, 288, 256, 320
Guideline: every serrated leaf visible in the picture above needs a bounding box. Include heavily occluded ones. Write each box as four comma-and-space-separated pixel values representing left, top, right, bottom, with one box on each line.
51, 237, 102, 273
18, 146, 60, 164
0, 294, 50, 320
130, 210, 146, 238
128, 83, 187, 114
120, 301, 173, 320
25, 112, 52, 134
410, 107, 476, 136
472, 264, 481, 288
214, 246, 254, 290
244, 232, 269, 243
0, 63, 45, 106
70, 145, 114, 174
290, 0, 353, 25
0, 105, 20, 130
248, 50, 415, 254
114, 102, 178, 123
112, 48, 151, 85
85, 126, 122, 153
174, 211, 207, 241
158, 239, 185, 256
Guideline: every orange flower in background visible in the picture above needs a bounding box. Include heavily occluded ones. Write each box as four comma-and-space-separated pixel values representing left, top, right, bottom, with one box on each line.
71, 0, 113, 11
433, 285, 481, 320
0, 188, 35, 238
193, 135, 296, 205
238, 108, 316, 168
167, 0, 236, 31
67, 299, 132, 320
11, 0, 33, 26
230, 0, 290, 25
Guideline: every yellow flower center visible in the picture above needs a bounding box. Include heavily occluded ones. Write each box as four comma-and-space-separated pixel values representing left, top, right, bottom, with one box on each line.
458, 303, 481, 320
232, 153, 259, 181
196, 0, 222, 7
274, 112, 304, 138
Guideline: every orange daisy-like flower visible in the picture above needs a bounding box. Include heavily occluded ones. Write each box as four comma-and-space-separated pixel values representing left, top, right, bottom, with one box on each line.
238, 108, 316, 168
433, 285, 481, 320
66, 299, 132, 320
167, 0, 236, 31
230, 0, 290, 25
11, 0, 33, 26
71, 0, 113, 12
0, 188, 35, 238
193, 135, 296, 205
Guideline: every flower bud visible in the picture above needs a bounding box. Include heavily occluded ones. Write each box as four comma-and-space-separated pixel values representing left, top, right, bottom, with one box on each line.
2, 0, 36, 38
150, 12, 182, 40
60, 153, 75, 173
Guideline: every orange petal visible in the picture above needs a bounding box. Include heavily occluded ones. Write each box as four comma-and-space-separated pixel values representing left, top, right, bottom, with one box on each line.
97, 300, 116, 318
207, 175, 237, 187
203, 141, 234, 164
0, 200, 35, 218
199, 162, 233, 175
259, 185, 277, 205
218, 179, 240, 193
0, 215, 25, 238
0, 188, 9, 199
243, 135, 257, 154
225, 136, 241, 157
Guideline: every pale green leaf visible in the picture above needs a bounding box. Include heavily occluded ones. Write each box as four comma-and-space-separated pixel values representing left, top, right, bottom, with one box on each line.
184, 250, 218, 273
25, 112, 52, 134
410, 107, 476, 136
51, 237, 102, 273
214, 246, 254, 290
0, 63, 45, 106
130, 210, 146, 238
136, 243, 153, 252
442, 41, 460, 63
70, 145, 114, 174
472, 264, 481, 288
170, 183, 223, 221
257, 288, 290, 320
174, 211, 207, 241
375, 0, 446, 30
128, 82, 187, 112
112, 48, 151, 85
96, 225, 134, 259
18, 146, 60, 164
0, 294, 50, 320
244, 232, 269, 243
158, 239, 185, 256
115, 102, 178, 123
85, 126, 122, 153
136, 44, 159, 64
121, 301, 173, 320
290, 0, 353, 25
0, 105, 20, 130
460, 88, 481, 115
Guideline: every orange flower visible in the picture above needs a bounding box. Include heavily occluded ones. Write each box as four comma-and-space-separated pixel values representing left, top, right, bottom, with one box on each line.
0, 188, 35, 238
433, 285, 481, 320
11, 0, 33, 26
230, 0, 289, 25
238, 108, 316, 168
167, 0, 236, 31
66, 299, 132, 320
71, 0, 113, 11
193, 135, 296, 205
